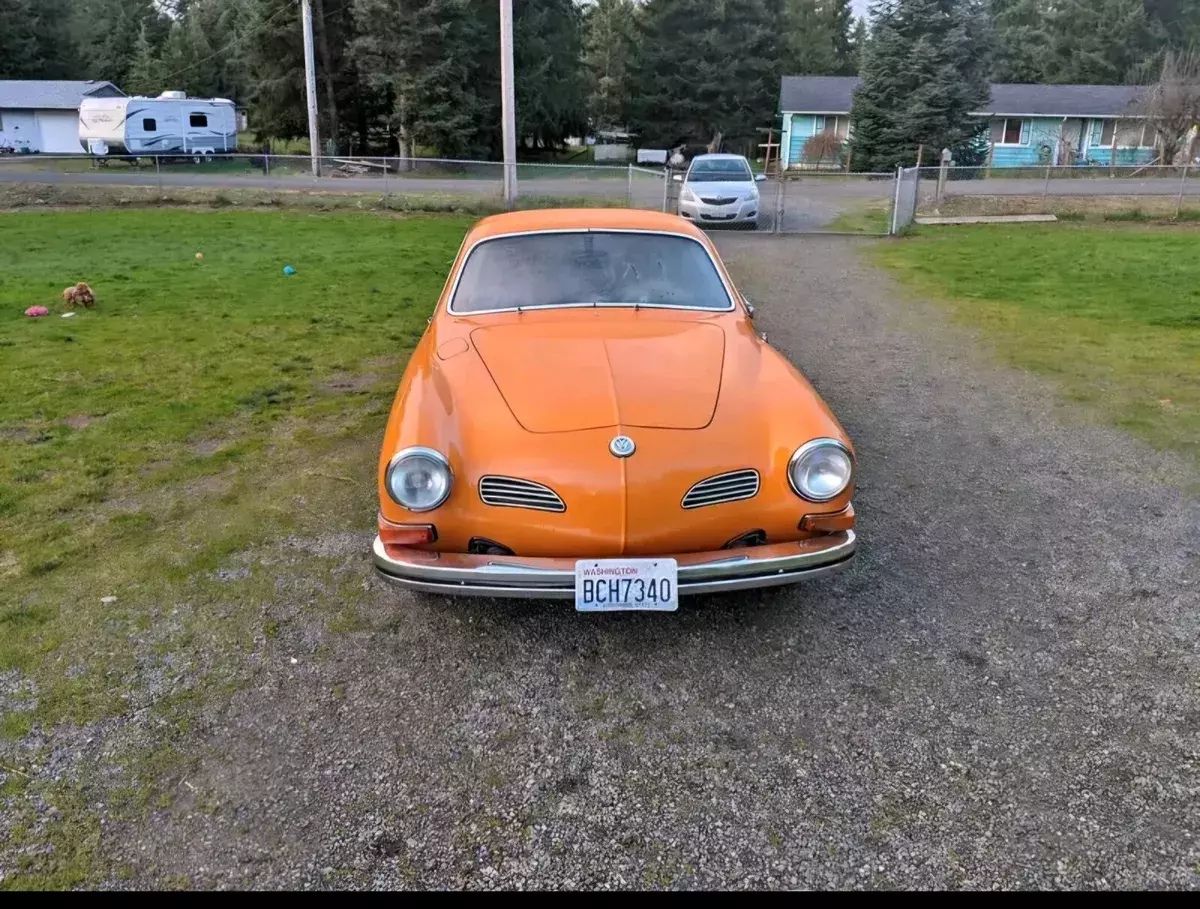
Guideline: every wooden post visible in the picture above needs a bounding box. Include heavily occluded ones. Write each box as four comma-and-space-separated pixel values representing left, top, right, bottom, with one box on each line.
915, 144, 924, 170
1111, 129, 1117, 177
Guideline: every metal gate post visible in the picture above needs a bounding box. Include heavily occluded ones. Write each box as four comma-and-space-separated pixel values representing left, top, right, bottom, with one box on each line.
1042, 163, 1052, 212
1176, 163, 1190, 218
626, 163, 633, 208
155, 155, 162, 197
890, 165, 903, 235
661, 167, 669, 213
383, 157, 389, 208
265, 154, 273, 204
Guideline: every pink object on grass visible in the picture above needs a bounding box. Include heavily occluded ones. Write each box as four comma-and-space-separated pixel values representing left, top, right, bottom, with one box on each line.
25, 306, 50, 318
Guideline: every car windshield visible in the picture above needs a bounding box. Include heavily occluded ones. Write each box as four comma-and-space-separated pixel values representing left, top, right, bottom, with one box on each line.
450, 231, 733, 313
687, 159, 752, 183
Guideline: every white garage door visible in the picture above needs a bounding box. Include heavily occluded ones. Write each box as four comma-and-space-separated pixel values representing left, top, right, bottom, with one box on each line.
35, 110, 84, 154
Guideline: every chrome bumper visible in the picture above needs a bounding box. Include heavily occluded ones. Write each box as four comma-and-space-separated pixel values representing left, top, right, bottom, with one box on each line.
373, 531, 856, 599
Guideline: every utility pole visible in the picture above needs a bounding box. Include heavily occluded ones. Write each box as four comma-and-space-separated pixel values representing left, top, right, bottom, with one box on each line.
499, 0, 518, 207
301, 0, 321, 177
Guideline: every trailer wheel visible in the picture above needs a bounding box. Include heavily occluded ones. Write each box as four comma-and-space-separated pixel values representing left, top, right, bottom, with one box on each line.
192, 154, 203, 165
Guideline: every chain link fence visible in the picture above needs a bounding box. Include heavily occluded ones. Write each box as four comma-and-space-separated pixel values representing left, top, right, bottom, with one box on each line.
912, 163, 1199, 222
1, 152, 921, 235
0, 153, 668, 213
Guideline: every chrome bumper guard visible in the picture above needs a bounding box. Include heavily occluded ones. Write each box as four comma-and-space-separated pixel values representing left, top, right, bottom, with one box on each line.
373, 531, 856, 599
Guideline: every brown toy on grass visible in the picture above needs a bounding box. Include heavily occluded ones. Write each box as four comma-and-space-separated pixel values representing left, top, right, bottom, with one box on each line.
62, 282, 95, 308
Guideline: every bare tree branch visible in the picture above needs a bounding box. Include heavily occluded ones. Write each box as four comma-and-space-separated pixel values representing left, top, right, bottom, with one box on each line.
1142, 49, 1200, 165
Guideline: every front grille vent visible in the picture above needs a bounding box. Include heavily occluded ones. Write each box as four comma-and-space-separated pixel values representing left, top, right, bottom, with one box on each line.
479, 476, 566, 513
700, 196, 739, 205
681, 469, 760, 509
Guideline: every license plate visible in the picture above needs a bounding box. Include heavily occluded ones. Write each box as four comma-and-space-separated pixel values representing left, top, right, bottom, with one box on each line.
574, 559, 679, 612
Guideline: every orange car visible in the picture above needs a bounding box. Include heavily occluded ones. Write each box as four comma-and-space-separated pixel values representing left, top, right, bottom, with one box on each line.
373, 209, 856, 611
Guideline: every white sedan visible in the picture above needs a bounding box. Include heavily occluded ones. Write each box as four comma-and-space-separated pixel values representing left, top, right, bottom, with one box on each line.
675, 153, 766, 230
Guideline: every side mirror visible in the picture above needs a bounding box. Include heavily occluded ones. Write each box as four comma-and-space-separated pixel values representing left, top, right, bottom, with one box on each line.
672, 173, 683, 182
755, 173, 767, 182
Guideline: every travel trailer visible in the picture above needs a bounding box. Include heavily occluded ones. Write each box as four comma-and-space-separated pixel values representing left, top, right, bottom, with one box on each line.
78, 91, 237, 158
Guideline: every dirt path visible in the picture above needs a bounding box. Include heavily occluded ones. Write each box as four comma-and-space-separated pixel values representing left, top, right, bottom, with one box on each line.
104, 236, 1199, 889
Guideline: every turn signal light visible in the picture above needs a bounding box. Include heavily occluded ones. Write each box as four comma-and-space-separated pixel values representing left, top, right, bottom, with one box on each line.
378, 514, 437, 546
799, 504, 855, 534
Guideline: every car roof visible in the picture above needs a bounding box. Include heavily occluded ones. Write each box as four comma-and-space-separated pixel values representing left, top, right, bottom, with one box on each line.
467, 208, 709, 242
690, 154, 749, 162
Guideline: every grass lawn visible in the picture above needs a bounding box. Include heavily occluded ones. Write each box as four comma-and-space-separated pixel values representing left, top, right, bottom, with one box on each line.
872, 223, 1200, 466
0, 209, 471, 886
825, 200, 893, 234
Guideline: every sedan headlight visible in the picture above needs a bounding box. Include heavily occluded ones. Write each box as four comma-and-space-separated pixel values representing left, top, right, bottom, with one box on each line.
680, 188, 698, 203
788, 439, 854, 502
386, 446, 453, 511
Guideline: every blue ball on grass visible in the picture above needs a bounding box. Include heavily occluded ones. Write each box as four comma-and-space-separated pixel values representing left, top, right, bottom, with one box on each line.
283, 265, 296, 276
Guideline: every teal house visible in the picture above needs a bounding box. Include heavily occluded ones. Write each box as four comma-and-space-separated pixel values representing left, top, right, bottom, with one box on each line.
779, 77, 1159, 169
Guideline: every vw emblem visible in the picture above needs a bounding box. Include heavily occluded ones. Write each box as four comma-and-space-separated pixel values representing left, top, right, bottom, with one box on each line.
609, 435, 636, 458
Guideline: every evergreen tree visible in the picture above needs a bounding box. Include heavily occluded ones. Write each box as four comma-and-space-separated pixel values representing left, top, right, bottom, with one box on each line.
850, 0, 991, 171
125, 23, 166, 96
989, 0, 1052, 83
69, 0, 168, 86
353, 0, 494, 158
829, 0, 858, 74
1046, 0, 1155, 84
243, 0, 308, 140
627, 0, 784, 150
513, 0, 588, 148
582, 0, 640, 131
0, 0, 77, 79
783, 0, 838, 75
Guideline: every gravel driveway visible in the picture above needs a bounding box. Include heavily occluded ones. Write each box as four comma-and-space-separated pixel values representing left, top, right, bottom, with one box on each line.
109, 236, 1199, 889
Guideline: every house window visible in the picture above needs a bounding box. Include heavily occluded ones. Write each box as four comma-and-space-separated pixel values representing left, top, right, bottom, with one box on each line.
189, 113, 208, 128
1000, 118, 1028, 145
813, 116, 847, 138
142, 118, 157, 132
1095, 119, 1116, 146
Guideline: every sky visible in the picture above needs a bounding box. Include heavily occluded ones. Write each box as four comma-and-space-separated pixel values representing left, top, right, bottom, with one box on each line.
852, 0, 870, 16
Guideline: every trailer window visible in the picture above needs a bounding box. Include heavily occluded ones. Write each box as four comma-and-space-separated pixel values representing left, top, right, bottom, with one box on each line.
189, 114, 208, 128
142, 118, 157, 132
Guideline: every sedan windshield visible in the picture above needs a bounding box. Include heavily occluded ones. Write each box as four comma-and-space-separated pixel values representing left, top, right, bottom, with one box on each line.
687, 159, 753, 183
450, 231, 733, 313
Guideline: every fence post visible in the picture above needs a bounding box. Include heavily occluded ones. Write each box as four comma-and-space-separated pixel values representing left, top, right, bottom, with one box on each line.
936, 148, 950, 210
1176, 162, 1190, 218
1042, 163, 1052, 213
661, 167, 670, 213
773, 175, 783, 234
155, 155, 162, 197
626, 163, 633, 208
382, 157, 389, 209
265, 153, 273, 204
890, 165, 903, 235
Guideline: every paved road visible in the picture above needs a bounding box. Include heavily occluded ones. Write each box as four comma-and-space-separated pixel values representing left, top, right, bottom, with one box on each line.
102, 236, 1198, 889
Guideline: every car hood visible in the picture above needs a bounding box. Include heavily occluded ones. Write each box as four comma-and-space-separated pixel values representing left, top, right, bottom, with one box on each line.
684, 180, 757, 199
470, 319, 726, 432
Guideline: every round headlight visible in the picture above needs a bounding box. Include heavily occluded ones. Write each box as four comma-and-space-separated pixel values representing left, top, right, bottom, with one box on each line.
788, 439, 854, 502
386, 447, 452, 512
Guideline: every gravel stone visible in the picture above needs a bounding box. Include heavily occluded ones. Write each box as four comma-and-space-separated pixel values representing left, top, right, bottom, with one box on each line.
89, 236, 1200, 888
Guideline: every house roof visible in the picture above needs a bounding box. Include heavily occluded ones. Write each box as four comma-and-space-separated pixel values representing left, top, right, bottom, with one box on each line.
0, 80, 125, 111
981, 84, 1146, 117
779, 76, 860, 115
780, 76, 1149, 118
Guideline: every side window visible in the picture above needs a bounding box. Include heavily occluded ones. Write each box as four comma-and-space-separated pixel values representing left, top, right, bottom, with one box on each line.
189, 113, 208, 128
1096, 119, 1116, 146
1002, 118, 1026, 145
142, 118, 157, 132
